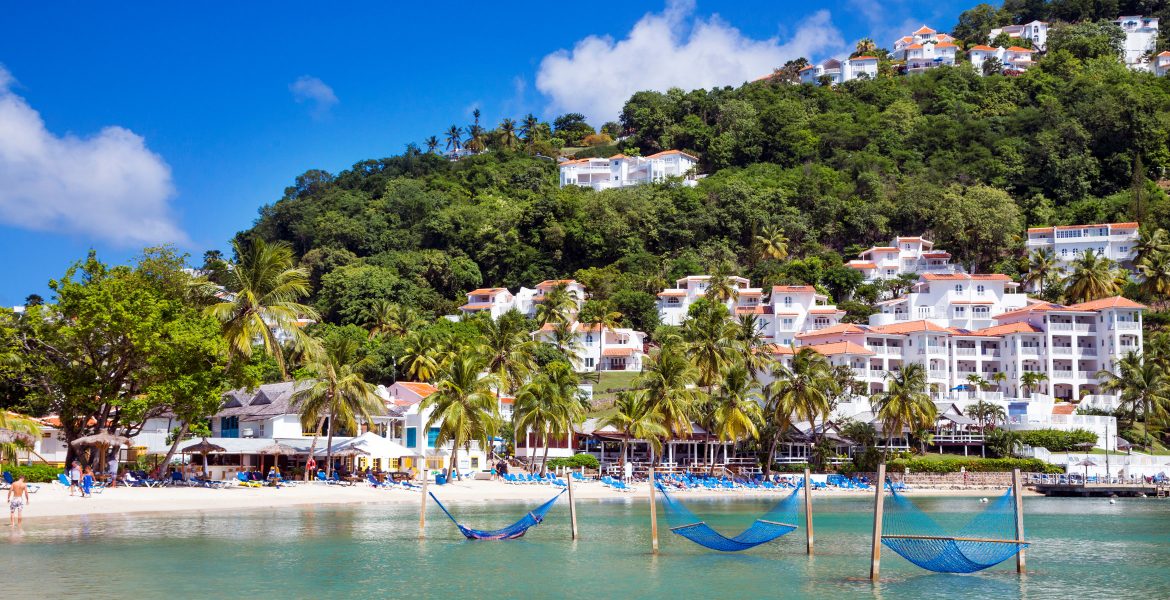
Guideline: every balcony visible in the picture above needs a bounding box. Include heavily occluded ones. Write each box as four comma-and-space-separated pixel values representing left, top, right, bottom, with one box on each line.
1114, 322, 1139, 331
981, 350, 1001, 357
928, 370, 949, 379
1078, 370, 1098, 380
1049, 323, 1093, 333
1018, 347, 1041, 357
919, 346, 947, 356
955, 348, 977, 357
1051, 369, 1074, 380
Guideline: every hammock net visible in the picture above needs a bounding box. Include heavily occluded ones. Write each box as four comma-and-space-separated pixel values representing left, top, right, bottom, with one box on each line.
430, 490, 564, 540
655, 483, 801, 552
881, 486, 1028, 573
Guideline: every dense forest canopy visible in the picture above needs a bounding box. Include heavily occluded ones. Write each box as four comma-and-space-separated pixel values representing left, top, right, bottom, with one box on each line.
240, 53, 1170, 334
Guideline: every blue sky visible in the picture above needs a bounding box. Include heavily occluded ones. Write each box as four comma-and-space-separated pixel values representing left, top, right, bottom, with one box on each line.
0, 0, 971, 305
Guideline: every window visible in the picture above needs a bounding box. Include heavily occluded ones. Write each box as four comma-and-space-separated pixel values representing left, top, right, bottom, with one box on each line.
220, 416, 239, 438
976, 285, 985, 295
406, 427, 417, 448
781, 318, 794, 329
784, 296, 792, 307
584, 357, 595, 368
954, 284, 963, 293
586, 334, 594, 344
427, 427, 441, 448
1098, 247, 1104, 255
1061, 248, 1067, 257
973, 306, 989, 317
1119, 246, 1129, 253
954, 306, 966, 316
667, 297, 679, 305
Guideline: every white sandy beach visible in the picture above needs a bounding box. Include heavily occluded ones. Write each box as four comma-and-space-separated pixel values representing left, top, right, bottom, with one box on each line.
10, 478, 1036, 522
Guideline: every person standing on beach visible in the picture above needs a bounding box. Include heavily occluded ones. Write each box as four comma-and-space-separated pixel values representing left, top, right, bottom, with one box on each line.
82, 467, 95, 498
8, 475, 29, 526
68, 461, 81, 496
107, 456, 119, 488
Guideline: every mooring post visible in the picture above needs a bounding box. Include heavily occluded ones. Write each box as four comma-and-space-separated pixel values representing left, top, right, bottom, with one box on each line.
419, 467, 428, 539
1013, 468, 1026, 574
567, 467, 579, 540
649, 466, 659, 554
870, 462, 886, 582
804, 467, 814, 556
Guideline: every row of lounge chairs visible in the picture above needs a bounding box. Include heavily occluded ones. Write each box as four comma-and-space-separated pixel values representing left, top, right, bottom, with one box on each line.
502, 473, 567, 487
599, 476, 634, 492
365, 474, 422, 491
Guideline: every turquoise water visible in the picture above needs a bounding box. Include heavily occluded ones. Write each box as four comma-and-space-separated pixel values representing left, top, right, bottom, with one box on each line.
2, 495, 1169, 599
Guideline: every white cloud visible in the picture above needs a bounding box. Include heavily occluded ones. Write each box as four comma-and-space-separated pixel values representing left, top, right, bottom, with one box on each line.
536, 0, 845, 121
0, 65, 186, 246
288, 75, 338, 118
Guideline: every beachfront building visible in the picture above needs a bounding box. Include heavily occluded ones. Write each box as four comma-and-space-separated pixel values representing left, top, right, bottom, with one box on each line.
1116, 16, 1159, 68
1024, 222, 1140, 274
558, 151, 699, 190
387, 381, 491, 474
531, 321, 647, 372
968, 45, 1037, 73
892, 26, 957, 73
458, 279, 586, 320
798, 56, 879, 84
988, 21, 1049, 50
847, 235, 961, 281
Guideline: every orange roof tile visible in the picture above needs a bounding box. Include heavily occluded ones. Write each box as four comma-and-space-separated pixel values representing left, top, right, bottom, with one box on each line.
796, 323, 865, 337
460, 302, 494, 310
870, 320, 951, 335
921, 273, 1011, 281
906, 43, 924, 50
799, 65, 817, 72
994, 302, 1062, 320
852, 55, 878, 61
735, 306, 767, 315
763, 344, 796, 355
913, 25, 936, 34
808, 341, 873, 356
968, 322, 1043, 336
1051, 403, 1077, 415
772, 285, 816, 292
970, 45, 997, 51
1052, 222, 1138, 230
396, 382, 437, 398
951, 300, 995, 305
1062, 296, 1146, 312
1159, 51, 1170, 57
536, 279, 577, 288
602, 348, 638, 357
1006, 46, 1035, 52
467, 287, 506, 296
646, 149, 699, 161
849, 262, 877, 269
935, 41, 957, 48
921, 252, 950, 258
657, 290, 686, 297
808, 307, 843, 314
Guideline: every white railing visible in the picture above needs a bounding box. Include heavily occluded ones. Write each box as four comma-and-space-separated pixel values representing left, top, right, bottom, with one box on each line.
1051, 369, 1074, 379
1114, 322, 1139, 331
1050, 323, 1093, 333
1078, 370, 1097, 380
955, 348, 976, 356
929, 370, 949, 379
1052, 347, 1073, 355
933, 433, 985, 444
1019, 348, 1041, 356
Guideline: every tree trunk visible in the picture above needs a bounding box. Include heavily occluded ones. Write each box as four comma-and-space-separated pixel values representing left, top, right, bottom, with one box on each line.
541, 433, 551, 476
450, 445, 460, 481
304, 416, 325, 481
763, 435, 778, 477
620, 440, 628, 467
157, 422, 190, 479
324, 406, 336, 478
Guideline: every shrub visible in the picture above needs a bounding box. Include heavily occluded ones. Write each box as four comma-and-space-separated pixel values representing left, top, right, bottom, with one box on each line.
768, 463, 811, 473
547, 453, 600, 470
885, 457, 1062, 474
1018, 429, 1098, 452
582, 133, 614, 147
2, 464, 63, 483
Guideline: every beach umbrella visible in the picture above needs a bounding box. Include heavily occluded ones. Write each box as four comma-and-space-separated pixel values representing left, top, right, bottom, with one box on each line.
258, 442, 299, 474
181, 438, 226, 477
0, 429, 35, 446
331, 446, 369, 474
71, 432, 133, 471
1075, 458, 1097, 481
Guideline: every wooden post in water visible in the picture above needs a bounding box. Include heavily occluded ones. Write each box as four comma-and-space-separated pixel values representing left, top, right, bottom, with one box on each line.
649, 466, 659, 554
870, 462, 886, 582
1013, 468, 1026, 574
418, 467, 428, 539
803, 468, 814, 556
567, 467, 579, 540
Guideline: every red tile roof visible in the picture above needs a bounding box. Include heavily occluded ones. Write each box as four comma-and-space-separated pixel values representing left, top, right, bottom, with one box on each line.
735, 306, 767, 315
1006, 46, 1035, 52
646, 149, 699, 161
395, 382, 437, 399
602, 348, 638, 357
796, 323, 865, 338
467, 288, 506, 296
772, 285, 816, 292
968, 322, 1043, 336
1051, 403, 1077, 415
970, 45, 997, 51
870, 320, 951, 335
460, 302, 494, 310
913, 25, 936, 34
1062, 296, 1146, 312
808, 341, 873, 356
849, 262, 877, 269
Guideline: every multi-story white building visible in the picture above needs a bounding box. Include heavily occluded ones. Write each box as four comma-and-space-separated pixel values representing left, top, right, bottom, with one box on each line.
656, 275, 761, 326
531, 322, 647, 372
558, 150, 699, 190
459, 280, 586, 319
969, 45, 1037, 73
1115, 16, 1159, 67
798, 56, 879, 85
1155, 50, 1170, 76
766, 295, 1144, 403
893, 26, 957, 73
847, 235, 961, 281
988, 20, 1049, 50
1025, 222, 1139, 271
871, 273, 1028, 331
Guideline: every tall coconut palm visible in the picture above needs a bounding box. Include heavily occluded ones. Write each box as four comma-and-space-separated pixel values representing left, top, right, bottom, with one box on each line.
1020, 371, 1047, 398
535, 283, 578, 326
855, 37, 877, 56
765, 347, 833, 467
735, 314, 773, 382
638, 344, 702, 443
476, 314, 537, 449
513, 361, 588, 473
520, 113, 541, 146
1137, 247, 1170, 307
424, 136, 440, 154
205, 238, 318, 379
1021, 247, 1063, 293
1097, 352, 1170, 441
1134, 226, 1170, 266
0, 411, 39, 464
1065, 249, 1122, 303
710, 365, 761, 469
871, 364, 937, 454
398, 330, 449, 383
498, 118, 519, 149
580, 302, 622, 376
366, 300, 421, 339
682, 301, 737, 390
421, 349, 498, 479
598, 390, 668, 466
550, 320, 585, 366
990, 371, 1007, 392
703, 272, 739, 306
754, 225, 789, 262
294, 335, 384, 477
445, 125, 463, 152
965, 373, 990, 398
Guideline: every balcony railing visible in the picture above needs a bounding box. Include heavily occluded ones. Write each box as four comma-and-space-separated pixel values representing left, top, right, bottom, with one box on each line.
1114, 322, 1139, 331
1049, 323, 1094, 333
1078, 370, 1097, 379
928, 370, 949, 379
955, 348, 976, 356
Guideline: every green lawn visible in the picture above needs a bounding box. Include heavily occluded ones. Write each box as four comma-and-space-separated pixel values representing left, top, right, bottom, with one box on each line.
587, 370, 641, 408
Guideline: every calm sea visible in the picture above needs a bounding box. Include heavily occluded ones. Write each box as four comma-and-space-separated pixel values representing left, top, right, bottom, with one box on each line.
2, 495, 1167, 599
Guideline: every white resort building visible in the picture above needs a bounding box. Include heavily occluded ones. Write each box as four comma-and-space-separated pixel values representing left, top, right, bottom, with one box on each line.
799, 56, 879, 85
558, 151, 699, 190
847, 235, 961, 281
893, 26, 957, 73
531, 322, 647, 372
1158, 51, 1170, 76
988, 20, 1049, 50
1116, 16, 1159, 68
1025, 222, 1139, 271
459, 279, 587, 319
968, 45, 1037, 73
870, 273, 1027, 331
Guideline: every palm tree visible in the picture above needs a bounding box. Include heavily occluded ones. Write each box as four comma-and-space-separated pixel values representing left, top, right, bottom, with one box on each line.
366, 300, 420, 339
421, 349, 498, 479
498, 118, 519, 149
294, 335, 385, 477
399, 330, 449, 382
465, 110, 486, 152
205, 238, 318, 379
703, 272, 739, 306
513, 361, 588, 473
535, 283, 578, 326
550, 320, 585, 366
638, 344, 702, 444
710, 365, 761, 469
1021, 248, 1063, 293
0, 412, 39, 464
445, 125, 463, 152
424, 136, 440, 154
1134, 226, 1170, 266
754, 225, 789, 262
990, 371, 1007, 392
682, 301, 737, 390
855, 37, 877, 56
1065, 249, 1122, 303
476, 314, 537, 449
580, 302, 622, 376
735, 314, 773, 382
871, 364, 937, 455
520, 113, 541, 146
1097, 352, 1170, 443
1020, 371, 1048, 398
1137, 247, 1170, 308
599, 391, 668, 466
765, 348, 833, 467
965, 373, 990, 398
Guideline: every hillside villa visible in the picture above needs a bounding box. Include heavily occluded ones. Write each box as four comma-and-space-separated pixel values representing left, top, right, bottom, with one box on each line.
847, 235, 962, 281
558, 150, 699, 190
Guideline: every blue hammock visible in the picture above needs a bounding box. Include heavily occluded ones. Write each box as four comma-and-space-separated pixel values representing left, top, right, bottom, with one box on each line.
429, 490, 564, 540
655, 483, 801, 552
881, 486, 1028, 573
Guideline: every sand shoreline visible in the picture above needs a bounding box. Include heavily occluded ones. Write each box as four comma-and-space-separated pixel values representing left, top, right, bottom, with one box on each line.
9, 478, 1039, 523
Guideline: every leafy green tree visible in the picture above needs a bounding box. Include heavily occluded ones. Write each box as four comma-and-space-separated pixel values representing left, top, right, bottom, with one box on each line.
1020, 371, 1048, 398
953, 4, 1009, 44
931, 185, 1022, 272
638, 343, 702, 443
598, 390, 667, 466
552, 113, 595, 146
513, 361, 587, 473
1047, 20, 1126, 61
765, 348, 833, 469
1022, 248, 1064, 292
1097, 352, 1170, 445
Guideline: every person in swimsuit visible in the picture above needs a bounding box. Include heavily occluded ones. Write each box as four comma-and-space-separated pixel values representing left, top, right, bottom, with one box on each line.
8, 475, 30, 526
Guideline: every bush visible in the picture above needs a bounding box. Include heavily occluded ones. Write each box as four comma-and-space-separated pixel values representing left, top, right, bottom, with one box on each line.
582, 133, 614, 147
1018, 429, 1098, 452
547, 453, 600, 470
2, 464, 63, 483
768, 463, 811, 473
885, 457, 1062, 474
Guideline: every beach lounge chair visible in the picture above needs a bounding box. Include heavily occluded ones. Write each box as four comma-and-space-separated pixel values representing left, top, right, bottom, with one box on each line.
330, 471, 354, 486
367, 474, 387, 489
3, 471, 39, 493
236, 472, 261, 488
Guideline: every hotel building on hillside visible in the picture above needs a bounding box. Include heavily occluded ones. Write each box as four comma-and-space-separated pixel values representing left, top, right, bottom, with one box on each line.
531, 321, 647, 372
988, 20, 1049, 50
1024, 222, 1139, 274
847, 235, 961, 281
558, 151, 699, 190
968, 45, 1038, 73
798, 56, 879, 85
870, 273, 1027, 331
892, 26, 958, 73
1116, 16, 1159, 68
458, 279, 587, 320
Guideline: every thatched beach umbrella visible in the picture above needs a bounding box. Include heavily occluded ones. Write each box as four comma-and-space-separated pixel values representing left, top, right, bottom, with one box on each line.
181, 438, 226, 477
258, 442, 300, 474
71, 432, 133, 471
1075, 458, 1097, 481
331, 445, 369, 475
